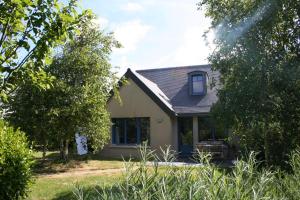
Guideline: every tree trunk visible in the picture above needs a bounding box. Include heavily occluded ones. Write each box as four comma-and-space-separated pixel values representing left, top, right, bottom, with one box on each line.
60, 139, 70, 161
60, 139, 64, 160
63, 139, 69, 161
42, 142, 47, 160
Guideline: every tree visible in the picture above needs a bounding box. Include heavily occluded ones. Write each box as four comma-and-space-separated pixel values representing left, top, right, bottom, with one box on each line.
0, 0, 86, 101
48, 17, 120, 159
6, 78, 55, 158
198, 0, 300, 166
7, 16, 120, 159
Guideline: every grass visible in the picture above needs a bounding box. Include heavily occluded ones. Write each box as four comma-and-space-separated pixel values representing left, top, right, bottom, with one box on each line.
27, 150, 128, 200
28, 174, 121, 200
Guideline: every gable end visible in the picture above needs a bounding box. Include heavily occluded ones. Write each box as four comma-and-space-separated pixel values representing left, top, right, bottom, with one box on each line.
109, 69, 175, 117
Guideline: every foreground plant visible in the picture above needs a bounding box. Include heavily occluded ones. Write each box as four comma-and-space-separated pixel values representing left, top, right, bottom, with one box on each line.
73, 145, 300, 199
0, 120, 34, 200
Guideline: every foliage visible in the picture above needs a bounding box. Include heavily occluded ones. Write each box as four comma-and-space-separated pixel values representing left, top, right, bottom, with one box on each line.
0, 0, 88, 101
198, 0, 300, 166
0, 120, 34, 200
46, 15, 120, 158
74, 146, 300, 200
5, 79, 56, 156
6, 15, 120, 159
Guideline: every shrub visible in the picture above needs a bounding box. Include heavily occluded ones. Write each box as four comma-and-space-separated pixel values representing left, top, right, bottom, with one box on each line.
73, 145, 300, 200
0, 120, 34, 200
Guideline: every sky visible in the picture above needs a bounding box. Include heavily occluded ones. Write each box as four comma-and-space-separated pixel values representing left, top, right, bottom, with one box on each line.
80, 0, 214, 76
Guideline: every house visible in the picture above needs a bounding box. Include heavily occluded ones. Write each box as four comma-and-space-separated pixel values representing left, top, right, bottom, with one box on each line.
100, 65, 229, 158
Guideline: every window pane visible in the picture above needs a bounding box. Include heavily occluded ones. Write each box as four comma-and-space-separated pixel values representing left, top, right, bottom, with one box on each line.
192, 75, 204, 93
112, 118, 151, 145
140, 118, 150, 145
192, 75, 203, 81
193, 81, 203, 93
126, 119, 137, 144
113, 119, 125, 144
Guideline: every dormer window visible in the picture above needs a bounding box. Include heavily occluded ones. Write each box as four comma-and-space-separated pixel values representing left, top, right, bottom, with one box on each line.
192, 74, 204, 93
189, 71, 207, 96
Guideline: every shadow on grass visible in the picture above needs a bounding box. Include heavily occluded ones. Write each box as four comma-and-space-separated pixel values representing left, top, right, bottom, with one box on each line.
32, 150, 136, 175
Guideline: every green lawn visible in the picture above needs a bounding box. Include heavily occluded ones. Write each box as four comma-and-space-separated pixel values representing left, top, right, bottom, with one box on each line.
28, 174, 120, 200
27, 151, 128, 200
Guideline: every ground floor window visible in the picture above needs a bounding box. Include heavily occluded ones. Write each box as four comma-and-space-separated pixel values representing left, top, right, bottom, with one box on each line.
112, 118, 150, 145
198, 117, 227, 141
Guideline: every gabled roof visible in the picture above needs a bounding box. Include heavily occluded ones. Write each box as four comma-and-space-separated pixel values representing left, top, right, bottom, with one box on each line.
117, 68, 175, 116
131, 70, 173, 112
111, 65, 219, 116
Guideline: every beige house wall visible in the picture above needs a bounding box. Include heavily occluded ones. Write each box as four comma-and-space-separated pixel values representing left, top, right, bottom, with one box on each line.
100, 79, 175, 159
172, 117, 178, 152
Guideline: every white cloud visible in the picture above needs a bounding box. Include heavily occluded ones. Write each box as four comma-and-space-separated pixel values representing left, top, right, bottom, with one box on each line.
111, 55, 139, 77
111, 56, 129, 76
121, 2, 143, 12
149, 6, 215, 67
92, 16, 109, 28
150, 25, 215, 67
171, 26, 213, 65
87, 0, 215, 72
113, 19, 152, 54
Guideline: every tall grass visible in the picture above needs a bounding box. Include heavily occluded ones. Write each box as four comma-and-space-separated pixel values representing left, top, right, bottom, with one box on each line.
74, 145, 300, 200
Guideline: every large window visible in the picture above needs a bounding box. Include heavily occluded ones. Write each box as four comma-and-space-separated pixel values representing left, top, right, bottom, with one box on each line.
126, 118, 137, 144
112, 118, 150, 145
198, 117, 227, 142
140, 118, 150, 144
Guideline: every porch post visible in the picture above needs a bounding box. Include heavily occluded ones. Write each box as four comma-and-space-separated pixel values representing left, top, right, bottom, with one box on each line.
192, 116, 198, 151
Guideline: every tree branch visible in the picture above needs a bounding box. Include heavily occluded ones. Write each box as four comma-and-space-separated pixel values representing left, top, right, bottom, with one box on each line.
2, 45, 38, 91
0, 5, 40, 67
0, 7, 15, 48
0, 19, 10, 49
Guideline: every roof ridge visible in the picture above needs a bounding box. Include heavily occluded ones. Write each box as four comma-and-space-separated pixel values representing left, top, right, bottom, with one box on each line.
136, 64, 210, 72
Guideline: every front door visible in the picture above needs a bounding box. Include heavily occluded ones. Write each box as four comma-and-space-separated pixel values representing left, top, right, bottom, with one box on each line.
178, 117, 193, 156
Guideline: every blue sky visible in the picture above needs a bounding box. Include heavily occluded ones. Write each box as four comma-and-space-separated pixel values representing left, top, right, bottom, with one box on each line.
80, 0, 214, 76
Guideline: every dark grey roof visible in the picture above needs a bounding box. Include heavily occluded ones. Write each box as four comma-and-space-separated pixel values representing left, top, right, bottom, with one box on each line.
135, 65, 219, 115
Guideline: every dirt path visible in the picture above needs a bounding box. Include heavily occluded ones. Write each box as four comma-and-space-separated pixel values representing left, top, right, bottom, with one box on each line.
37, 161, 204, 179
37, 167, 127, 178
